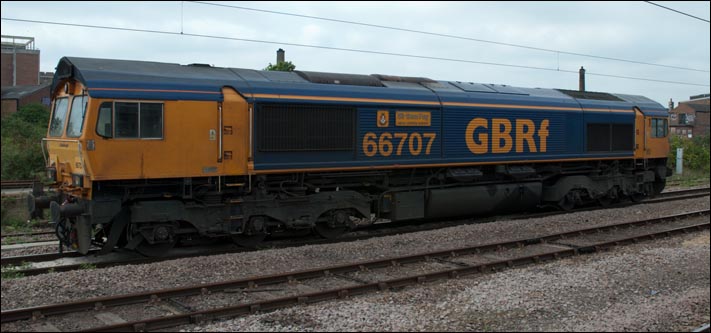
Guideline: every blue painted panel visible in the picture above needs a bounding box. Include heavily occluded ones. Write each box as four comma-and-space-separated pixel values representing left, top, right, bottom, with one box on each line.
356, 107, 442, 162
87, 80, 224, 101
441, 105, 581, 162
246, 81, 441, 105
582, 111, 635, 124
577, 99, 635, 111
254, 151, 356, 170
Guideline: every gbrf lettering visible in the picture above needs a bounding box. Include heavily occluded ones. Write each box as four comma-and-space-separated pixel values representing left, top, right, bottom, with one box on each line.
465, 118, 549, 154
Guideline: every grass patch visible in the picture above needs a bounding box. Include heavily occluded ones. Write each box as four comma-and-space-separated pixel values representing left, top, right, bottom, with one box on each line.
666, 168, 710, 188
79, 263, 97, 270
1, 262, 30, 279
1, 195, 47, 235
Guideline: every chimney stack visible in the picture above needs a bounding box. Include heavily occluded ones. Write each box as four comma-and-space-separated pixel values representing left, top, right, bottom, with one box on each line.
579, 66, 585, 92
277, 48, 285, 64
668, 98, 674, 111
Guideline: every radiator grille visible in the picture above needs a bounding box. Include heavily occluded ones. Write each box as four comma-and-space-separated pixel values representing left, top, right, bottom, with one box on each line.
257, 103, 355, 152
587, 123, 633, 152
611, 123, 634, 151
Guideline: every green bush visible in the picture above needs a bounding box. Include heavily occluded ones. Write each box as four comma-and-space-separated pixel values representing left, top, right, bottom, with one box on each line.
1, 103, 49, 180
667, 134, 710, 174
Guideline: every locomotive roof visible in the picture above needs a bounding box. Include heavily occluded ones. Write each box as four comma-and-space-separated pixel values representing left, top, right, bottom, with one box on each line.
53, 56, 668, 116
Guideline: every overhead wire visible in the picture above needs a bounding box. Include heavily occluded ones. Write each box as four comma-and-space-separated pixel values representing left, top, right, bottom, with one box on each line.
644, 1, 710, 23
1, 17, 709, 87
189, 1, 710, 73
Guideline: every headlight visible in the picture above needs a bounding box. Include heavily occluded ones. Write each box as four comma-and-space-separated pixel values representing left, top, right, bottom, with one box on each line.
71, 174, 84, 187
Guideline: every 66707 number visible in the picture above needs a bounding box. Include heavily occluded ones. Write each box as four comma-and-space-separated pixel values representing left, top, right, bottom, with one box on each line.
362, 132, 436, 157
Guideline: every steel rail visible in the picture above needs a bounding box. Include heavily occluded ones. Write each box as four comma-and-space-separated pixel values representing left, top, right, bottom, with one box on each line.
2, 209, 707, 325
0, 180, 35, 190
86, 218, 710, 332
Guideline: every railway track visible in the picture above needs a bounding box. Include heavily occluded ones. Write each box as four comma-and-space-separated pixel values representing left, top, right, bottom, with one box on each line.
1, 231, 55, 245
0, 180, 36, 190
2, 187, 708, 277
2, 231, 54, 239
693, 323, 711, 333
1, 209, 707, 332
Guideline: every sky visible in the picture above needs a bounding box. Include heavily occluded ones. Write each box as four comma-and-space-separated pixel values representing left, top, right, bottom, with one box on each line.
1, 1, 709, 107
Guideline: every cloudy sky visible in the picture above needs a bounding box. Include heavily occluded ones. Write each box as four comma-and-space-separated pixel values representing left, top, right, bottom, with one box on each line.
2, 1, 709, 107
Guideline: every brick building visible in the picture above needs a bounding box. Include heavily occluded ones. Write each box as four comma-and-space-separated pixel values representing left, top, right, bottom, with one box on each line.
1, 35, 39, 86
669, 94, 710, 138
1, 84, 51, 117
1, 35, 52, 115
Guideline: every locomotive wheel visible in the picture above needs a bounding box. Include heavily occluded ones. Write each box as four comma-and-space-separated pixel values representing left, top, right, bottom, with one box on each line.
136, 239, 177, 257
129, 223, 178, 257
557, 193, 576, 211
313, 210, 350, 239
597, 195, 613, 207
313, 224, 348, 239
652, 179, 666, 196
231, 233, 266, 248
629, 192, 645, 203
232, 216, 268, 248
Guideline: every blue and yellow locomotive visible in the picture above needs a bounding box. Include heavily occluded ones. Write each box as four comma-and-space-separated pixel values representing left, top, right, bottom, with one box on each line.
31, 57, 670, 255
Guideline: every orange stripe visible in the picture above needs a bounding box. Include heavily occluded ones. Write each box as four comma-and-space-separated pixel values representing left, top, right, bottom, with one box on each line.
252, 93, 633, 113
89, 87, 221, 95
444, 101, 579, 111
252, 93, 440, 106
250, 156, 634, 175
582, 108, 634, 113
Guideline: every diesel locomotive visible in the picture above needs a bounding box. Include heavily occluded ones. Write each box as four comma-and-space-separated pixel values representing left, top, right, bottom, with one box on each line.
29, 57, 670, 256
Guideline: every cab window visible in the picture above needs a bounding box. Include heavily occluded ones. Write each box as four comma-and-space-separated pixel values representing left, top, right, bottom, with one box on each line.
49, 97, 69, 137
96, 102, 113, 137
140, 103, 163, 139
104, 101, 164, 139
66, 95, 88, 137
115, 102, 139, 138
651, 118, 668, 138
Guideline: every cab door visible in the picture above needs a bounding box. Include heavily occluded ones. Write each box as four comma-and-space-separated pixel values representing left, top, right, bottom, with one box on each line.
634, 108, 646, 159
220, 87, 250, 176
645, 116, 670, 159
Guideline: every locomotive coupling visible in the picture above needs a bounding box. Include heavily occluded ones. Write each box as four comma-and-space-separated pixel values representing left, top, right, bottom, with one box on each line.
27, 193, 59, 220
50, 200, 92, 254
49, 200, 85, 223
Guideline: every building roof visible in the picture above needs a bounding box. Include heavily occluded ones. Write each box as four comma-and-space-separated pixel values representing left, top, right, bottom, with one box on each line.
685, 103, 710, 113
1, 83, 50, 99
689, 93, 710, 100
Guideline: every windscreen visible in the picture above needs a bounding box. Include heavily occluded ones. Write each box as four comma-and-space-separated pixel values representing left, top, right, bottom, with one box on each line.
49, 97, 69, 137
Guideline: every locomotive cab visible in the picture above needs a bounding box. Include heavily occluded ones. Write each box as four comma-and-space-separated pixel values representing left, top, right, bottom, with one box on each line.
634, 107, 671, 194
35, 74, 253, 254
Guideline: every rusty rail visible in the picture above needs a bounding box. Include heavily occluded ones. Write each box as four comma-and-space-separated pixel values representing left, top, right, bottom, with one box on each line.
2, 209, 707, 328
0, 179, 35, 190
87, 213, 711, 332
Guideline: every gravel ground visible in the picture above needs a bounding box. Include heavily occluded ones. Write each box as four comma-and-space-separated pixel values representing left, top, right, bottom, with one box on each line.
190, 229, 708, 332
1, 243, 61, 258
1, 195, 709, 331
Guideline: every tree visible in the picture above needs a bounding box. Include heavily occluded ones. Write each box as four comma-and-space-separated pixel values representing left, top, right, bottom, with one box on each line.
1, 103, 50, 180
264, 61, 296, 72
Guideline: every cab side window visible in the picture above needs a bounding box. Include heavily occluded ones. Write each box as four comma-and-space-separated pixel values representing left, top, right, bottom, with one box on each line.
140, 103, 163, 139
115, 102, 139, 138
651, 118, 668, 138
96, 102, 113, 137
100, 101, 164, 139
